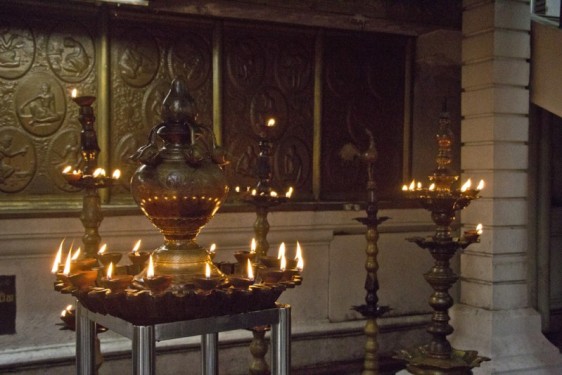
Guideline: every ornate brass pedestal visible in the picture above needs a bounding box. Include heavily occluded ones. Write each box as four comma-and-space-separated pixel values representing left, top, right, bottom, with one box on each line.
395, 109, 489, 374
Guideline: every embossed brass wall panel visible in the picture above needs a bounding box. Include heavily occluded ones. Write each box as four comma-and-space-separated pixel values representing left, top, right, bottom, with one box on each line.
1, 4, 411, 211
320, 31, 408, 201
222, 22, 315, 200
0, 9, 98, 203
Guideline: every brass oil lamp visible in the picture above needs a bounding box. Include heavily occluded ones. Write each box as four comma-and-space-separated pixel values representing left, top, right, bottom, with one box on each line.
130, 77, 229, 284
395, 108, 489, 374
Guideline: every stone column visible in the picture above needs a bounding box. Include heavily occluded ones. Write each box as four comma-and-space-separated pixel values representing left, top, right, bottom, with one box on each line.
451, 1, 562, 373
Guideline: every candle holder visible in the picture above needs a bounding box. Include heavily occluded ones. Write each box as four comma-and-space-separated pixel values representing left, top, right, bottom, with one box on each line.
395, 108, 489, 374
142, 274, 173, 294
258, 255, 280, 269
192, 275, 224, 291
234, 250, 256, 265
128, 251, 150, 268
228, 275, 254, 289
73, 257, 98, 271
68, 269, 98, 290
258, 268, 284, 284
96, 252, 123, 268
100, 274, 133, 293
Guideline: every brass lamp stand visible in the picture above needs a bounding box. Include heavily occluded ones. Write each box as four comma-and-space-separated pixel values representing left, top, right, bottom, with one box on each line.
348, 130, 390, 375
395, 109, 489, 374
64, 95, 117, 259
58, 94, 117, 374
241, 119, 289, 375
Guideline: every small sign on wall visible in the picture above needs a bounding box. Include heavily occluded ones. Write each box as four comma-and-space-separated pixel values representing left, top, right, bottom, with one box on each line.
0, 276, 15, 334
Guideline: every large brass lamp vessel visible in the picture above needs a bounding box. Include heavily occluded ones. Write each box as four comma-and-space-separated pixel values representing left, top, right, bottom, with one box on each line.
130, 78, 229, 284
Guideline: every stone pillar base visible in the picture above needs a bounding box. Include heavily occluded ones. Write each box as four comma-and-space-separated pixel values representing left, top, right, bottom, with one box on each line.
450, 304, 562, 374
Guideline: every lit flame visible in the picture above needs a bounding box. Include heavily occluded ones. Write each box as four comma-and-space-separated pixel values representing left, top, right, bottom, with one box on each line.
286, 186, 293, 198
93, 168, 106, 177
251, 238, 257, 253
98, 243, 107, 255
147, 255, 154, 279
51, 239, 64, 273
416, 182, 422, 190
112, 169, 121, 179
247, 259, 254, 281
270, 190, 278, 197
235, 186, 240, 193
476, 179, 485, 190
205, 263, 211, 279
71, 247, 81, 261
62, 165, 72, 174
71, 88, 77, 98
402, 184, 408, 191
409, 180, 415, 191
297, 253, 304, 272
461, 178, 472, 192
429, 183, 435, 191
251, 189, 257, 196
295, 241, 302, 261
63, 249, 72, 276
280, 254, 286, 271
277, 242, 286, 260
267, 118, 276, 127
61, 304, 73, 317
209, 243, 216, 254
476, 223, 483, 235
132, 239, 141, 254
106, 262, 113, 280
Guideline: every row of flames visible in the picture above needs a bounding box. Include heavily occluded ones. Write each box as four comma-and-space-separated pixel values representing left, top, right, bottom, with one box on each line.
51, 238, 304, 282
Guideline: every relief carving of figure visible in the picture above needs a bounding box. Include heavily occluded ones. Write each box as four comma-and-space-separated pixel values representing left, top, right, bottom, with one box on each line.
53, 132, 81, 172
60, 37, 89, 76
119, 40, 157, 85
236, 145, 257, 177
0, 134, 28, 183
0, 26, 23, 68
19, 83, 61, 126
283, 144, 302, 183
19, 82, 62, 126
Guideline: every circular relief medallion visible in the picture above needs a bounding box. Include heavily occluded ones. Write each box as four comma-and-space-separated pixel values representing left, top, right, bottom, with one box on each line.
47, 128, 82, 192
225, 37, 265, 91
15, 71, 66, 137
167, 33, 210, 91
47, 21, 94, 83
0, 127, 36, 193
117, 29, 159, 88
325, 51, 360, 98
228, 133, 259, 180
274, 136, 310, 188
142, 79, 172, 128
250, 87, 288, 140
275, 41, 312, 94
0, 21, 35, 80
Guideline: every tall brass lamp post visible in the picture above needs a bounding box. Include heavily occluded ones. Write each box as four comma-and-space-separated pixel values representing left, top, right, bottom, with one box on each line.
345, 129, 390, 375
395, 109, 489, 374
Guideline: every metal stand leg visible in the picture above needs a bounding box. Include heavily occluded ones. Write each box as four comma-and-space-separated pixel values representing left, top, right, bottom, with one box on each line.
271, 306, 291, 375
76, 303, 96, 375
133, 325, 155, 375
201, 333, 218, 375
